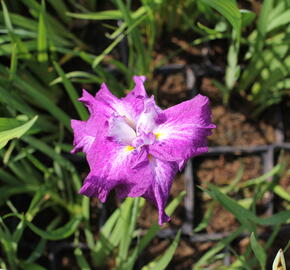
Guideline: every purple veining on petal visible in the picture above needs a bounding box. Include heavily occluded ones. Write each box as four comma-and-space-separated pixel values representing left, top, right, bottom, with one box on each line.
96, 83, 136, 122
78, 89, 98, 114
71, 120, 95, 154
149, 94, 216, 164
142, 157, 179, 225
132, 131, 156, 149
107, 114, 136, 145
71, 76, 215, 226
136, 96, 164, 134
71, 90, 108, 154
121, 76, 148, 121
80, 141, 152, 202
124, 76, 147, 100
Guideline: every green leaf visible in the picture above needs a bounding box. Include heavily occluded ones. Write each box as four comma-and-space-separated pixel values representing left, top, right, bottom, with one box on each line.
117, 198, 142, 267
123, 191, 186, 270
26, 217, 81, 240
9, 43, 18, 80
37, 0, 48, 62
114, 1, 148, 74
207, 185, 290, 227
1, 0, 31, 59
0, 118, 25, 132
0, 84, 36, 116
66, 7, 145, 21
50, 71, 102, 85
258, 211, 290, 226
53, 61, 88, 121
197, 22, 221, 35
26, 238, 46, 263
0, 185, 38, 204
92, 7, 147, 68
0, 116, 38, 149
47, 0, 70, 24
21, 262, 46, 270
273, 185, 290, 202
257, 0, 273, 37
22, 136, 75, 171
194, 226, 245, 269
206, 184, 255, 231
240, 9, 256, 28
250, 233, 266, 270
193, 202, 215, 233
202, 0, 241, 37
165, 190, 186, 217
1, 0, 13, 31
12, 218, 25, 244
0, 169, 21, 185
13, 76, 71, 130
66, 10, 123, 20
141, 230, 181, 270
211, 79, 230, 104
74, 247, 91, 270
92, 207, 121, 266
267, 9, 290, 32
240, 164, 282, 188
0, 11, 37, 31
0, 221, 17, 269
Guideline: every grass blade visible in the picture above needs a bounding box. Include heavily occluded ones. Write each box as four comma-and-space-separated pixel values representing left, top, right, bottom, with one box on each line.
0, 116, 38, 150
250, 233, 266, 270
53, 61, 88, 121
26, 216, 81, 240
37, 0, 48, 62
13, 76, 71, 129
141, 230, 181, 270
202, 0, 241, 38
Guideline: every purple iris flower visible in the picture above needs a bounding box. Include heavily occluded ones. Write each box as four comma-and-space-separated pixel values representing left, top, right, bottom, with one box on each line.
71, 76, 215, 225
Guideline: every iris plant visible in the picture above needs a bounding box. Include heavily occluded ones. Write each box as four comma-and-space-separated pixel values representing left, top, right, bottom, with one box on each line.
71, 76, 215, 225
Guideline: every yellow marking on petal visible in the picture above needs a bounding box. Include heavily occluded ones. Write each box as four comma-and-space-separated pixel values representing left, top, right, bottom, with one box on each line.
125, 145, 135, 152
148, 154, 152, 161
154, 132, 164, 140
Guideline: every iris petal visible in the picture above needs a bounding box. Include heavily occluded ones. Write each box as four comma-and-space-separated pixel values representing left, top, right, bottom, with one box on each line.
149, 94, 215, 163
122, 76, 148, 121
108, 115, 136, 145
80, 140, 151, 201
136, 96, 165, 134
71, 120, 95, 154
71, 90, 107, 154
141, 157, 178, 225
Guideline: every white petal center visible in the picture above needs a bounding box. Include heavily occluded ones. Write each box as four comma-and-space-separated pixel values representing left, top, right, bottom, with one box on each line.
108, 115, 136, 145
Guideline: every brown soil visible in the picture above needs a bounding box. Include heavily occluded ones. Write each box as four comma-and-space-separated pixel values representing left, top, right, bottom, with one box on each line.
197, 155, 262, 186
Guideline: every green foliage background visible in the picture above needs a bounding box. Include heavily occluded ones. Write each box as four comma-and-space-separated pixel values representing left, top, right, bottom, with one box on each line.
0, 0, 289, 269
